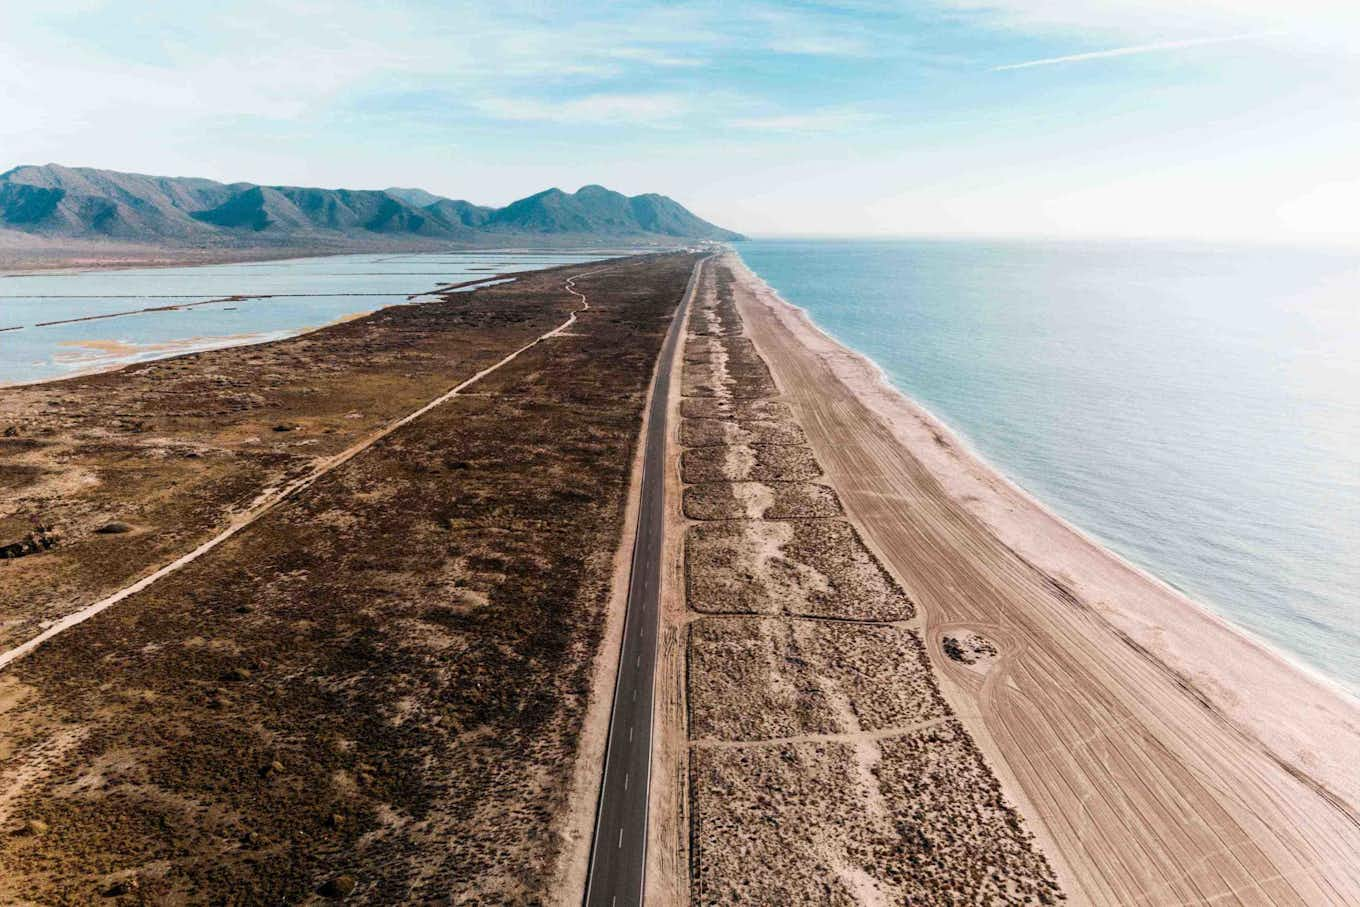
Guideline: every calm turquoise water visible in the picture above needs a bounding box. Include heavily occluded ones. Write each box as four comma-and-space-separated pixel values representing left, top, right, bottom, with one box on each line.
738, 239, 1360, 695
0, 252, 601, 385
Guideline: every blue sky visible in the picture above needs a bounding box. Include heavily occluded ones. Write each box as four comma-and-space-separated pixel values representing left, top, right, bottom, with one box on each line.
3, 1, 1357, 242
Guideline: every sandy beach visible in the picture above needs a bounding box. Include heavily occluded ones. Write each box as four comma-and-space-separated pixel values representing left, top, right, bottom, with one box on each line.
724, 251, 1360, 904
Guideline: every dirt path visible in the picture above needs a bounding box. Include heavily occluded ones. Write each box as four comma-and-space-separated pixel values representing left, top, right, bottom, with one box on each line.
728, 252, 1360, 905
0, 269, 608, 673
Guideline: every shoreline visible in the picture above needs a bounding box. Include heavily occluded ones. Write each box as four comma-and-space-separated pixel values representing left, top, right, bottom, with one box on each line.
732, 253, 1360, 712
725, 250, 1360, 903
0, 330, 288, 390
0, 243, 680, 277
0, 266, 570, 391
0, 245, 370, 276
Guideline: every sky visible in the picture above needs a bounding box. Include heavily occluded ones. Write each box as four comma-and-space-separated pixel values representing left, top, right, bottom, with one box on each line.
2, 0, 1357, 243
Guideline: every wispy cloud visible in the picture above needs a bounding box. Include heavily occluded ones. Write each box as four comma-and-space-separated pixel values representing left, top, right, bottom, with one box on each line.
472, 92, 695, 126
934, 0, 1357, 44
766, 34, 872, 57
602, 45, 709, 68
989, 32, 1277, 71
728, 110, 880, 133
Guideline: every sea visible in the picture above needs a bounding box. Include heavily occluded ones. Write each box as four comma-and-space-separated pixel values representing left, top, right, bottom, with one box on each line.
0, 251, 604, 385
737, 238, 1360, 697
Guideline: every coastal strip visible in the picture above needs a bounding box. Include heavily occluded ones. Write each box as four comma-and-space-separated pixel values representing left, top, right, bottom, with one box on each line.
667, 256, 1062, 904
725, 251, 1360, 905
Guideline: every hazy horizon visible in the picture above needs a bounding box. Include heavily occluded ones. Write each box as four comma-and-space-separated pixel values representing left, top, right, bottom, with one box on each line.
4, 2, 1358, 245
737, 231, 1360, 249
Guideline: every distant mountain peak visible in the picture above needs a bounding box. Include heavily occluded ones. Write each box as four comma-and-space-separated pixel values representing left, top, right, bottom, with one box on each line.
384, 187, 445, 208
485, 183, 742, 240
0, 164, 743, 246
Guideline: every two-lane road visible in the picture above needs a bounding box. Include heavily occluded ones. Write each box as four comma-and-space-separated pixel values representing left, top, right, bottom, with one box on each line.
584, 255, 705, 907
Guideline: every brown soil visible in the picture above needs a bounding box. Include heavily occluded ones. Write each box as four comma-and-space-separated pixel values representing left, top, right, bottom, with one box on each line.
0, 253, 699, 903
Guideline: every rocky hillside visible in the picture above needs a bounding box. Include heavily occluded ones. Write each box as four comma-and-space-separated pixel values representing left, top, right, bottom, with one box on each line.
0, 164, 744, 247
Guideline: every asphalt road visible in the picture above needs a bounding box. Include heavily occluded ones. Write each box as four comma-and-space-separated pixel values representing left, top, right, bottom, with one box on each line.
583, 255, 705, 907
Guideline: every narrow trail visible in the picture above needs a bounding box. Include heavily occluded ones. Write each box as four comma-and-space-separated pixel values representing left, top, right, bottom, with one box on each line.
0, 266, 610, 672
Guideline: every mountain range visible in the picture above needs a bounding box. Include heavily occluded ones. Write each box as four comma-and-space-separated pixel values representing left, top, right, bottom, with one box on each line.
0, 164, 743, 250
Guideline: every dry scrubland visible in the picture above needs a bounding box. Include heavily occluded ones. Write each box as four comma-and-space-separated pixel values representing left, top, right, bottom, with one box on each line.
682, 481, 840, 521
0, 271, 576, 650
687, 619, 946, 740
679, 262, 1062, 904
686, 520, 913, 621
679, 441, 823, 485
0, 254, 698, 903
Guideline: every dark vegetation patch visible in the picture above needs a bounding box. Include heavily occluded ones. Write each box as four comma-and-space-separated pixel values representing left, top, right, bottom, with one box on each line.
0, 261, 600, 651
0, 524, 59, 560
0, 254, 697, 904
680, 444, 822, 484
942, 632, 1000, 665
682, 482, 842, 521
